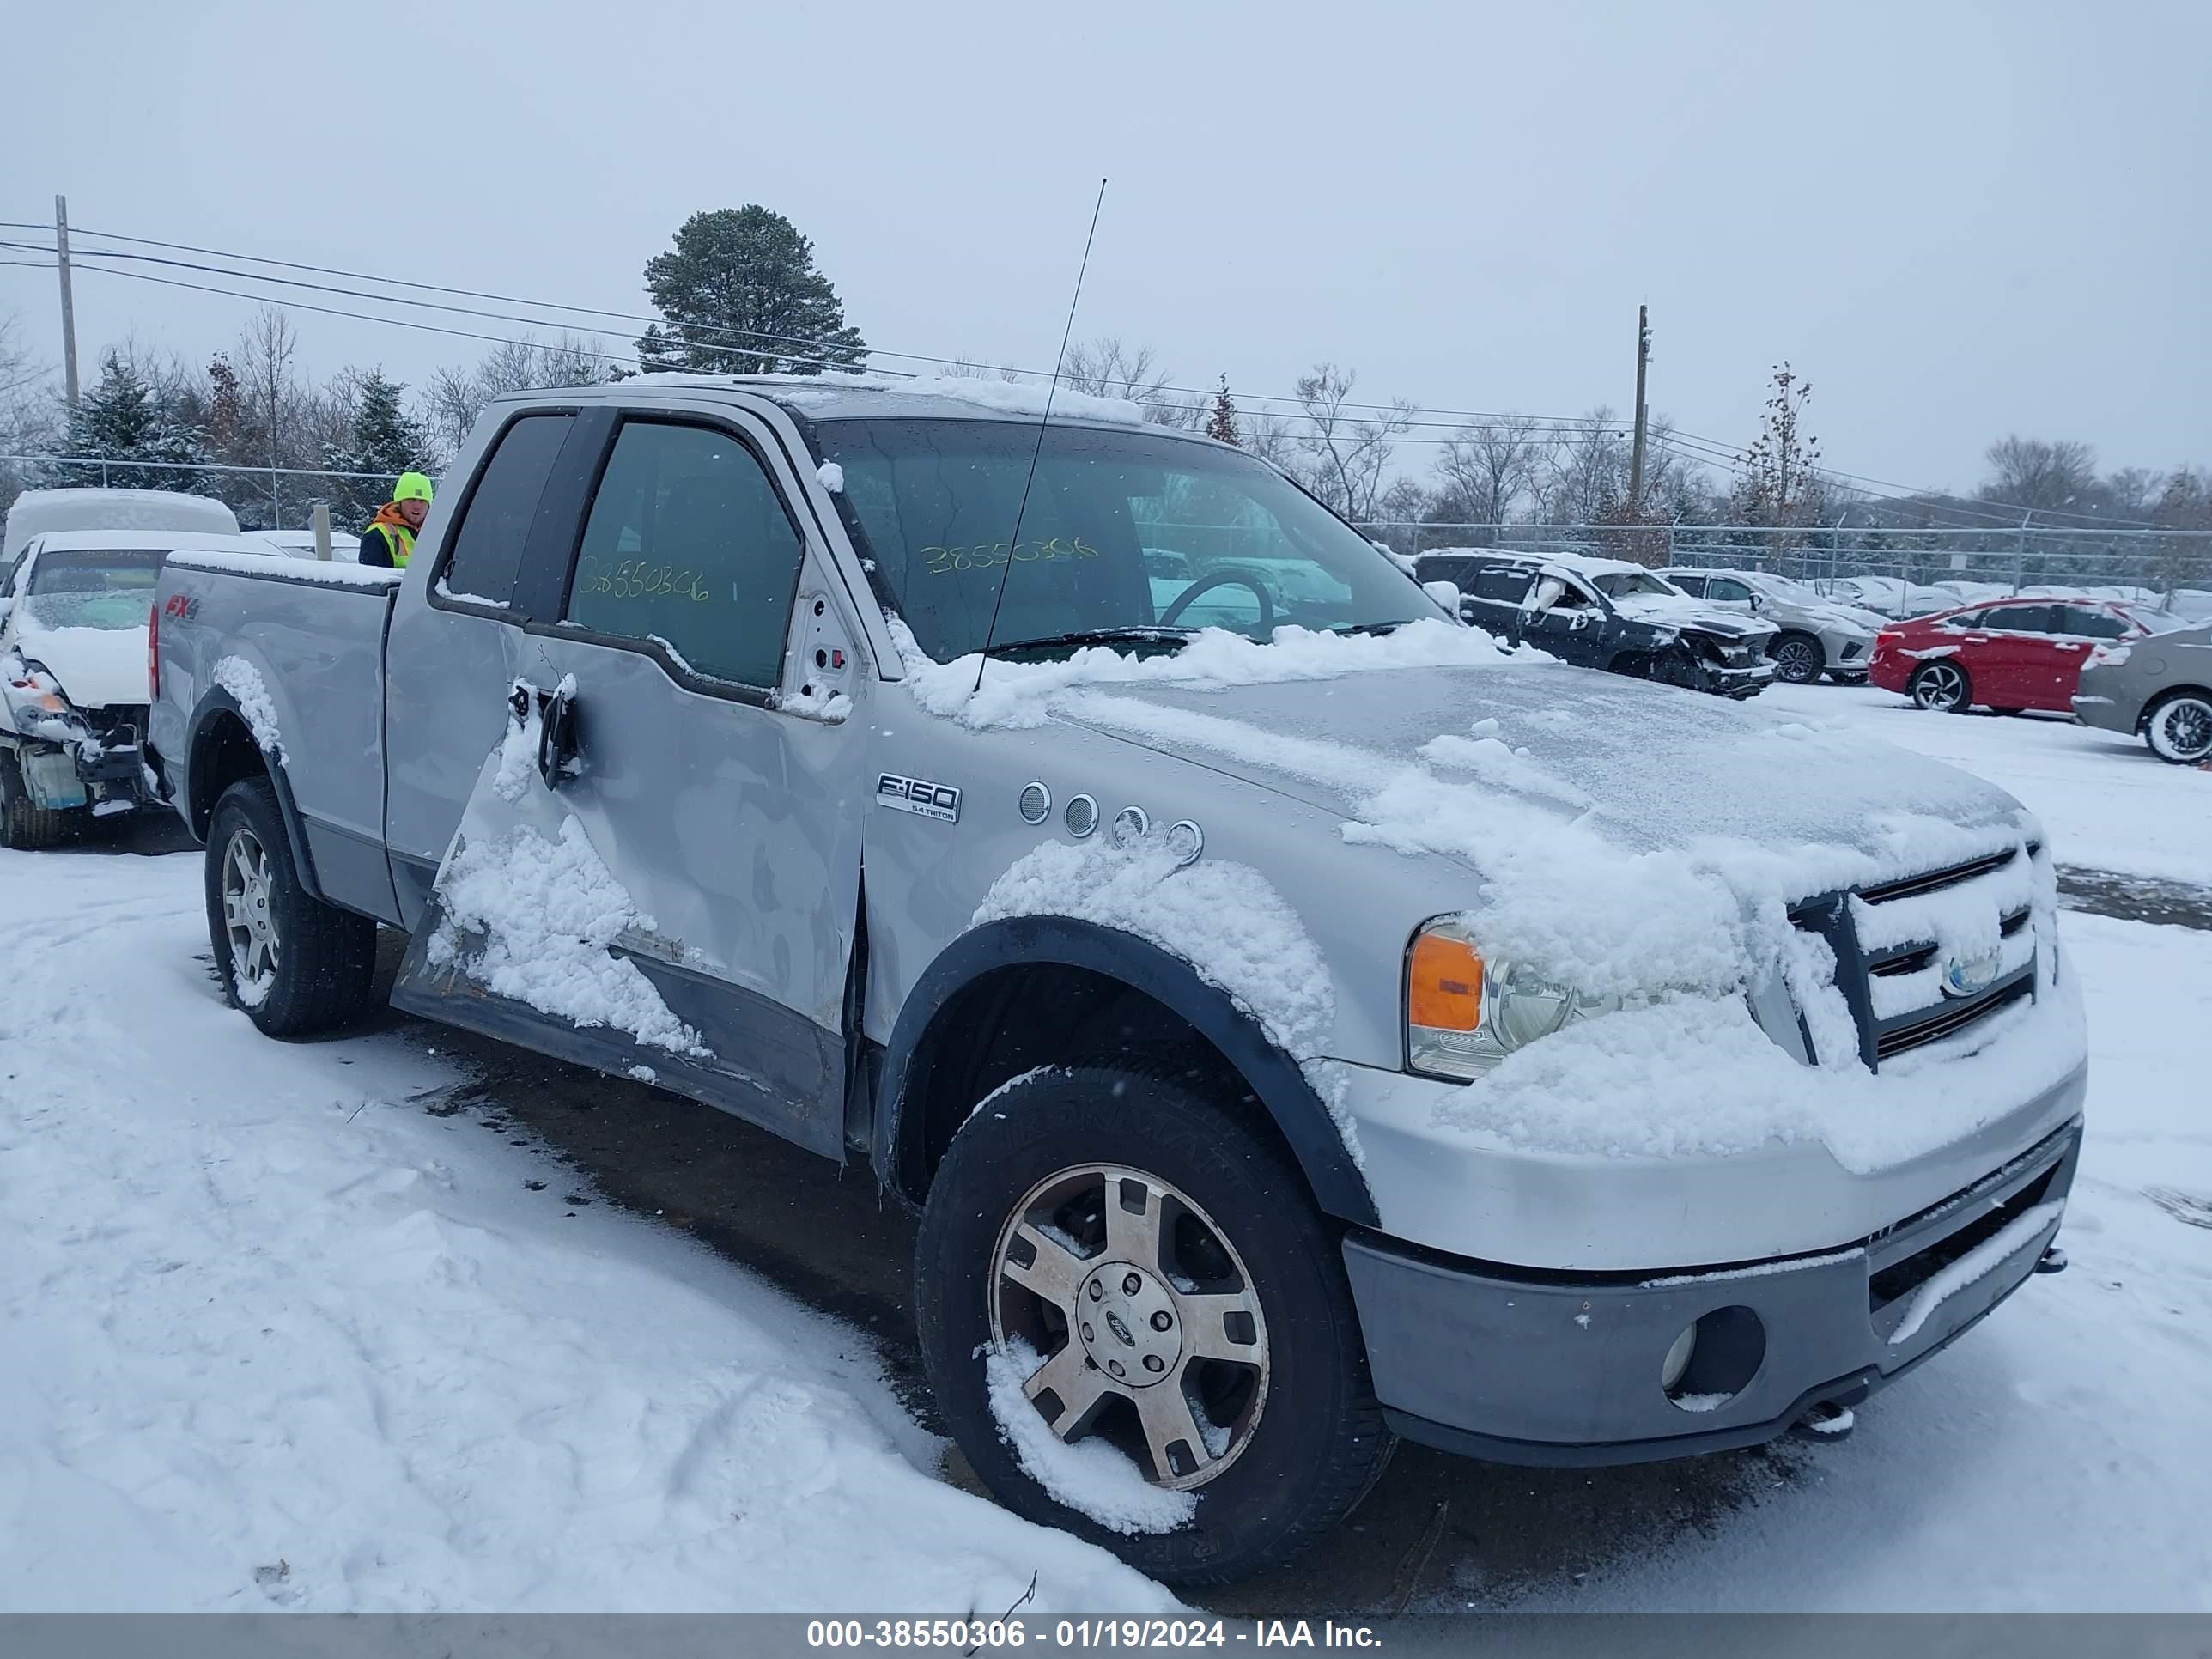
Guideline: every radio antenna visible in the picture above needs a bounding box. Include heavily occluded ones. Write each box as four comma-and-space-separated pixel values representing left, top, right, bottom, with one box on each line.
973, 177, 1109, 694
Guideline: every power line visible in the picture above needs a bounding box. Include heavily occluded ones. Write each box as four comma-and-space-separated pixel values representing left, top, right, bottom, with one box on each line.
0, 218, 2166, 526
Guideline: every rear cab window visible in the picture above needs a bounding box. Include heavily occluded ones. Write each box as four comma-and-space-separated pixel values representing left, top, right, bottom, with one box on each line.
436, 413, 575, 609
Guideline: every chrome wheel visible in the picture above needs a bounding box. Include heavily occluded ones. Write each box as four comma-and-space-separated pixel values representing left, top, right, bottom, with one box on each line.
991, 1163, 1269, 1491
221, 827, 281, 1005
1911, 660, 1969, 712
2147, 694, 2212, 763
1772, 636, 1823, 684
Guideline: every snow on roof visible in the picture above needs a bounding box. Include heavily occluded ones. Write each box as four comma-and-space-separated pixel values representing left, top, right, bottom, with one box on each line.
1421, 545, 1650, 580
4, 487, 240, 557
28, 531, 283, 556
630, 370, 1153, 428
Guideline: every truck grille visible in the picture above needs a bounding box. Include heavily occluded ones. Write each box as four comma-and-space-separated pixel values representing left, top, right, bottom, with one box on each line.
1787, 844, 2039, 1071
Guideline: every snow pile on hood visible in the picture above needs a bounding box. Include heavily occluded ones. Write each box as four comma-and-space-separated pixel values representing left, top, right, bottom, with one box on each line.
9, 613, 149, 710
210, 657, 283, 764
892, 616, 1535, 732
429, 817, 708, 1056
985, 1341, 1195, 1536
974, 838, 1332, 1059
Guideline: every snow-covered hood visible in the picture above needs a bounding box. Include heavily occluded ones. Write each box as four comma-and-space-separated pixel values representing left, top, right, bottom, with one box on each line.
1606, 592, 1777, 639
1058, 663, 2038, 1006
1064, 665, 2022, 872
9, 618, 149, 709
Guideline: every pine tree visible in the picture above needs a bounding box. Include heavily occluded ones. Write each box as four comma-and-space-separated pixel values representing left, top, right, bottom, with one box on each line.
637, 206, 868, 377
50, 352, 210, 494
1206, 376, 1240, 447
323, 370, 430, 523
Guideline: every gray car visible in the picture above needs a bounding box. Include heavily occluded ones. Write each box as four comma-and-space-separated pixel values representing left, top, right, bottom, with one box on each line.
1665, 568, 1887, 684
2073, 619, 2212, 763
146, 379, 2087, 1585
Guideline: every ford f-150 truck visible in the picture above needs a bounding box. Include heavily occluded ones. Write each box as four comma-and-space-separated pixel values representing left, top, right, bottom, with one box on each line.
148, 377, 2087, 1586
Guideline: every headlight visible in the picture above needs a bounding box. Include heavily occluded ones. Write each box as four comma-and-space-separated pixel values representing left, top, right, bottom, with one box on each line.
1405, 917, 1620, 1081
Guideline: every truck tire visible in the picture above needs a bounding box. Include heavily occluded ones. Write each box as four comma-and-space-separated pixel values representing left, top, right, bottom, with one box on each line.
0, 750, 74, 850
204, 776, 379, 1036
2143, 690, 2212, 765
1909, 660, 1972, 713
1770, 632, 1824, 684
915, 1061, 1394, 1587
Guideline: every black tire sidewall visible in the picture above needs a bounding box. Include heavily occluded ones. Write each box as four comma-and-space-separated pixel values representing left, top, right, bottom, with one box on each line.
915, 1064, 1388, 1585
204, 777, 365, 1036
1911, 662, 1970, 711
2146, 693, 2212, 764
1773, 634, 1822, 683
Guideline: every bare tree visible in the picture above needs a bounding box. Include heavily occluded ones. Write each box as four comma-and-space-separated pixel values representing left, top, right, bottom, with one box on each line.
1729, 365, 1826, 527
1369, 477, 1432, 553
1432, 414, 1541, 536
1059, 337, 1200, 428
1540, 407, 1632, 524
1290, 363, 1417, 522
1239, 409, 1300, 471
1980, 436, 2099, 513
422, 332, 614, 462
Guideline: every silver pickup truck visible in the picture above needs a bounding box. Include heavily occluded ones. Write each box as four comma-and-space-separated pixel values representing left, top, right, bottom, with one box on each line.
148, 378, 2088, 1586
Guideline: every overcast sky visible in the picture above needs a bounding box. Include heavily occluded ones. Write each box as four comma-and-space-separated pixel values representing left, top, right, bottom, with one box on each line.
6, 1, 2205, 496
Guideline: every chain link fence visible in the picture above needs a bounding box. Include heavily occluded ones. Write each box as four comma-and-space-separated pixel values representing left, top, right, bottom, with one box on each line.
1, 453, 406, 533
1358, 520, 2212, 604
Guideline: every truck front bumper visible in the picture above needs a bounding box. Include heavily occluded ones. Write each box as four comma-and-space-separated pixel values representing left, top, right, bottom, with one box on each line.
1343, 1118, 2078, 1466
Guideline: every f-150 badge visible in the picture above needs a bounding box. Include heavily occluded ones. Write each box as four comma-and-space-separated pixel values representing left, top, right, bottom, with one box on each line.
877, 772, 962, 823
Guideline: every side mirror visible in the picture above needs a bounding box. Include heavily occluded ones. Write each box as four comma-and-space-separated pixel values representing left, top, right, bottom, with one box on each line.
1422, 580, 1464, 620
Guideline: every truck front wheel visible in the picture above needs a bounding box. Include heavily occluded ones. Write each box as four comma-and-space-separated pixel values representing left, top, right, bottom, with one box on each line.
915, 1062, 1393, 1586
204, 777, 379, 1036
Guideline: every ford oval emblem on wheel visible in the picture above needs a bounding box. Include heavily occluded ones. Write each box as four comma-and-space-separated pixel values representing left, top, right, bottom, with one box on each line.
1941, 951, 2001, 999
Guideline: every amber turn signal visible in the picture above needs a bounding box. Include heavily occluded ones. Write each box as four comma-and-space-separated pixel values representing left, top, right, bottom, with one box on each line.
1408, 932, 1485, 1032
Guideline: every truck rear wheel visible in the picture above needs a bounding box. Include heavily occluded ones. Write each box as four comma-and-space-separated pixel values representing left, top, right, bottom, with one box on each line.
915, 1062, 1393, 1587
0, 750, 74, 850
204, 777, 379, 1036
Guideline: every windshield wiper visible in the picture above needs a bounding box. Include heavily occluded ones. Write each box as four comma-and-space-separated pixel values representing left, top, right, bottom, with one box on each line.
979, 626, 1196, 659
1330, 619, 1414, 637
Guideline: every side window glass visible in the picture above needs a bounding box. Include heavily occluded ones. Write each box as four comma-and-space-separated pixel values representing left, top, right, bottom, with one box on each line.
1669, 574, 1706, 595
1944, 609, 1985, 629
566, 422, 805, 690
1711, 578, 1752, 602
2060, 605, 2128, 640
1981, 605, 2054, 633
441, 414, 574, 608
1469, 566, 1532, 603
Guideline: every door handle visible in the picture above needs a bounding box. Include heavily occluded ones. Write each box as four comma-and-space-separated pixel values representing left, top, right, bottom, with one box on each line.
509, 677, 581, 790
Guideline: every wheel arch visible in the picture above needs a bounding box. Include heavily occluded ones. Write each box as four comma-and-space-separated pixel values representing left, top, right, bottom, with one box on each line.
185, 692, 324, 901
875, 915, 1378, 1228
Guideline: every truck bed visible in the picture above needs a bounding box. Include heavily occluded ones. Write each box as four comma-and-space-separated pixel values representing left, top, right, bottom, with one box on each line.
149, 551, 404, 921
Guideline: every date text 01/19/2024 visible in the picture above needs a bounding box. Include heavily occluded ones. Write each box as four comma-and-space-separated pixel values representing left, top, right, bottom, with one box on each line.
802, 1619, 1382, 1649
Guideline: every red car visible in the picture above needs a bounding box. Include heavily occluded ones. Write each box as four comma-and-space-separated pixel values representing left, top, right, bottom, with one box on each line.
1869, 597, 2174, 714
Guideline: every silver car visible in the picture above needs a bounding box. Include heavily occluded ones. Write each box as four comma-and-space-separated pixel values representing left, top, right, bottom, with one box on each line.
1665, 568, 1887, 684
2073, 619, 2212, 764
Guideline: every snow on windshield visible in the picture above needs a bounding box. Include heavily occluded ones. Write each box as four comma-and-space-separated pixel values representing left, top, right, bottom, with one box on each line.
21, 546, 166, 630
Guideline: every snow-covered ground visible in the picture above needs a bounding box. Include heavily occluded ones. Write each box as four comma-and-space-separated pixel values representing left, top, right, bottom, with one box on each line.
0, 849, 1175, 1613
2, 678, 2206, 1613
1764, 682, 2212, 887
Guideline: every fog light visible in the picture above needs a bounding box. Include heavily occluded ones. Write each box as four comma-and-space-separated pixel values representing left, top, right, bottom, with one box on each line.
1662, 1305, 1767, 1412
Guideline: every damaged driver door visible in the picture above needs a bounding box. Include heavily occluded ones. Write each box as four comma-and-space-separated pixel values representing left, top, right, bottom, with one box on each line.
392, 404, 868, 1158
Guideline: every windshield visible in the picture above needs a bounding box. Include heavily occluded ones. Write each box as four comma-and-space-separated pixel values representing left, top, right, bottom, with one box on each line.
1589, 569, 1679, 599
1755, 574, 1823, 605
809, 419, 1435, 660
21, 547, 167, 630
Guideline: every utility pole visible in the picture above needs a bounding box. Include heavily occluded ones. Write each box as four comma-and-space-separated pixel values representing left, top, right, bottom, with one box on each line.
55, 195, 81, 409
1627, 303, 1650, 511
